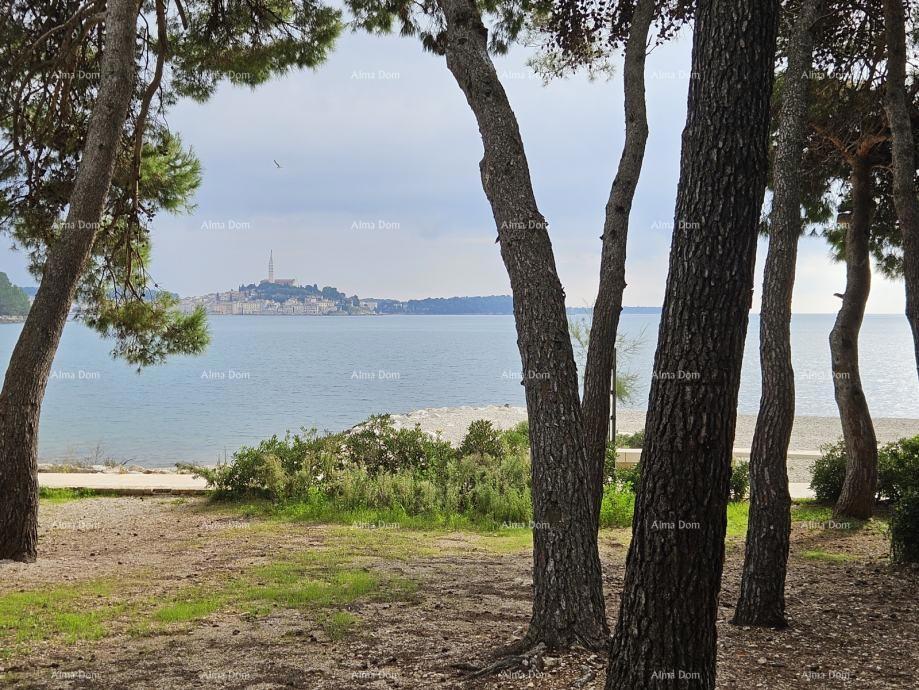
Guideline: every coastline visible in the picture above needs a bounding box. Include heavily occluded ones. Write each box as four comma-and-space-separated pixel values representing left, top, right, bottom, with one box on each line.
390, 405, 919, 450
389, 405, 919, 484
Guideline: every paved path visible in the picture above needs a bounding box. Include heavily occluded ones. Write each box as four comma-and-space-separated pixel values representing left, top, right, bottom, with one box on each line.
40, 472, 208, 495
39, 471, 817, 500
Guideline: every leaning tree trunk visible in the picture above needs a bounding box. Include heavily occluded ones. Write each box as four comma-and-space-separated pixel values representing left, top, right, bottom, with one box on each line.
734, 0, 819, 629
832, 157, 878, 520
0, 0, 136, 562
605, 0, 779, 686
883, 0, 919, 382
436, 0, 608, 650
582, 0, 655, 519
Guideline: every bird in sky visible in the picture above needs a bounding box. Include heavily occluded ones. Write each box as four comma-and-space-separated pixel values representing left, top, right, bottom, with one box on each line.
273, 159, 282, 169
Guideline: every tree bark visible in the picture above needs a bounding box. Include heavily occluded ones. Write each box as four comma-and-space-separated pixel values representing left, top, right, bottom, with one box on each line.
733, 0, 819, 629
582, 0, 655, 519
0, 0, 136, 562
831, 157, 878, 520
436, 0, 608, 650
605, 0, 779, 686
883, 0, 919, 382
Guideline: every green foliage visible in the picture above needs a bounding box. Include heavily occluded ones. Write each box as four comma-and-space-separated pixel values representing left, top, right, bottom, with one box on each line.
0, 272, 29, 316
457, 419, 505, 460
890, 491, 919, 564
810, 439, 849, 503
83, 295, 210, 368
599, 486, 635, 528
343, 415, 454, 476
615, 461, 642, 492
168, 1, 343, 102
1, 0, 343, 368
190, 417, 638, 530
181, 428, 346, 500
811, 435, 919, 505
500, 421, 530, 455
615, 428, 645, 448
878, 436, 919, 503
730, 460, 750, 501
568, 313, 644, 403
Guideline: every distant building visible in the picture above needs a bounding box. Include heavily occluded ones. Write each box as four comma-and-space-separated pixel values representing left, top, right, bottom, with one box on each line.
260, 251, 296, 286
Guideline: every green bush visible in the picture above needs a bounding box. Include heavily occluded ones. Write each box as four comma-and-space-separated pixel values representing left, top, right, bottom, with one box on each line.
891, 491, 919, 564
600, 485, 635, 528
810, 440, 848, 503
810, 435, 919, 505
343, 415, 454, 476
615, 429, 645, 449
187, 415, 645, 530
458, 419, 505, 460
500, 421, 530, 455
730, 460, 750, 501
616, 462, 642, 492
878, 436, 919, 503
604, 443, 618, 484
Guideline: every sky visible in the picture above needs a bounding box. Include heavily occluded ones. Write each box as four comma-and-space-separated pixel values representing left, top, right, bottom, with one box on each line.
0, 25, 909, 314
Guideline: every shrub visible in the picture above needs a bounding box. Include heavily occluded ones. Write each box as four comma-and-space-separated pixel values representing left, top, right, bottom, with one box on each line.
441, 452, 531, 524
615, 429, 645, 449
458, 419, 505, 460
810, 440, 848, 504
891, 491, 919, 564
604, 443, 617, 484
500, 421, 530, 455
878, 436, 919, 503
600, 485, 635, 528
730, 460, 750, 501
343, 415, 453, 476
617, 462, 642, 492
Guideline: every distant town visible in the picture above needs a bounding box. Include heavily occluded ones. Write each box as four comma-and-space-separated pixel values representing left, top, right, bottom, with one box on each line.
178, 252, 519, 316
3, 257, 661, 320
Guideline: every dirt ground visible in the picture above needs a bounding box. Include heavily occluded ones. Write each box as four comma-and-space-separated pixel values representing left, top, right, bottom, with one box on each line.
1, 496, 917, 689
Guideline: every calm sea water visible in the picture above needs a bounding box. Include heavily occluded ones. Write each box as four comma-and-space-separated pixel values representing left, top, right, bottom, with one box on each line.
0, 314, 916, 466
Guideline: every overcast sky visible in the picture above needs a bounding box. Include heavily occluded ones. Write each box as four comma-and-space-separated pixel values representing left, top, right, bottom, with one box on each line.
0, 26, 908, 313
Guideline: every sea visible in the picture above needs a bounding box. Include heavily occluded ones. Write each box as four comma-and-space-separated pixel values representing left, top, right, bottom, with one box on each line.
0, 313, 916, 467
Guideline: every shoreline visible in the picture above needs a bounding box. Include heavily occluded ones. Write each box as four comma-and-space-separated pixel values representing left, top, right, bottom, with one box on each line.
389, 405, 919, 451
36, 405, 918, 484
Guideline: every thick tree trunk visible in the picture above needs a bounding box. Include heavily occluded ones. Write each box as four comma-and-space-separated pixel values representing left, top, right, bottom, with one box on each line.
733, 0, 819, 629
883, 0, 919, 382
0, 0, 136, 562
582, 0, 655, 518
436, 0, 608, 650
605, 0, 779, 686
832, 157, 878, 520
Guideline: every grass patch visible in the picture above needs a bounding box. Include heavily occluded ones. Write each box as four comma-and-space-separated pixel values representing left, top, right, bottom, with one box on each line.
147, 547, 417, 640
726, 502, 749, 538
801, 549, 858, 563
152, 593, 223, 624
318, 611, 359, 640
0, 579, 120, 651
38, 487, 100, 503
211, 497, 500, 533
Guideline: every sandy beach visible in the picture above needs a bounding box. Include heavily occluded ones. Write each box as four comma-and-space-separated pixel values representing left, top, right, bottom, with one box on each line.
390, 405, 919, 484
391, 405, 919, 449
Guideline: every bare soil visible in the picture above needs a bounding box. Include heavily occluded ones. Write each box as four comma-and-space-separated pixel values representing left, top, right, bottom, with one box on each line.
1, 497, 917, 689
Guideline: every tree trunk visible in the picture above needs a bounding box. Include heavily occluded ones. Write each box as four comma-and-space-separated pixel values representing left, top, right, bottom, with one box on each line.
0, 0, 136, 562
582, 0, 655, 519
832, 157, 878, 520
605, 0, 779, 686
883, 0, 919, 382
436, 0, 608, 651
733, 0, 819, 629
